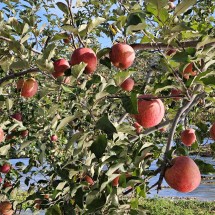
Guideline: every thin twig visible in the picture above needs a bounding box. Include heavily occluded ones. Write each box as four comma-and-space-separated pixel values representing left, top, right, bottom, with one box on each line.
117, 113, 128, 124
0, 36, 42, 54
129, 120, 173, 143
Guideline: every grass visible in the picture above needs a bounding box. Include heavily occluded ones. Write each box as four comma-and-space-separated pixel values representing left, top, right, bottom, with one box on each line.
141, 198, 215, 215
15, 190, 215, 214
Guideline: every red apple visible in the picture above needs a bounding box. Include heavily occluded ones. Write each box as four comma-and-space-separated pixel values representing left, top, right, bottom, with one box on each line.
112, 176, 120, 187
183, 63, 197, 79
21, 78, 38, 98
0, 163, 11, 174
16, 78, 24, 90
84, 175, 94, 185
20, 130, 28, 138
171, 88, 182, 101
11, 112, 22, 121
210, 122, 215, 140
50, 135, 58, 142
133, 95, 165, 128
133, 122, 143, 134
120, 77, 134, 92
70, 48, 97, 74
0, 201, 13, 215
181, 128, 196, 146
53, 59, 70, 78
0, 128, 5, 143
109, 43, 135, 69
164, 156, 201, 192
0, 177, 2, 183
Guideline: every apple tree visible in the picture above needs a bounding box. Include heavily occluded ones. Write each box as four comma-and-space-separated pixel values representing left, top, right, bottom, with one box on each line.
0, 0, 215, 214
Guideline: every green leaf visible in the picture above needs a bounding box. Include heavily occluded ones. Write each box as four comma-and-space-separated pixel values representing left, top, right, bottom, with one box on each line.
56, 2, 68, 14
43, 43, 56, 60
6, 98, 13, 110
195, 159, 215, 174
100, 57, 111, 69
61, 85, 75, 94
105, 85, 119, 94
10, 60, 30, 70
87, 17, 106, 34
46, 205, 62, 215
196, 36, 215, 50
122, 92, 138, 114
22, 23, 29, 35
0, 144, 11, 156
96, 114, 117, 139
114, 70, 136, 85
200, 76, 215, 86
71, 62, 87, 79
56, 115, 76, 131
20, 141, 31, 150
174, 0, 197, 16
61, 25, 78, 35
51, 32, 70, 42
90, 135, 107, 159
126, 23, 147, 35
86, 191, 106, 211
97, 48, 111, 59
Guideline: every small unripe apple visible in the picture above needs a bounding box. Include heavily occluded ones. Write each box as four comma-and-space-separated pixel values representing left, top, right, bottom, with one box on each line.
159, 127, 167, 132
133, 122, 143, 134
16, 78, 24, 90
50, 135, 58, 142
6, 134, 13, 140
133, 95, 165, 128
11, 112, 22, 121
84, 175, 94, 185
44, 194, 49, 199
171, 88, 182, 101
210, 122, 215, 140
0, 128, 5, 143
181, 128, 196, 146
166, 49, 176, 56
0, 201, 13, 215
3, 181, 12, 189
53, 59, 70, 78
120, 77, 134, 92
109, 43, 135, 69
183, 63, 197, 79
21, 78, 38, 98
21, 130, 28, 138
112, 176, 120, 187
0, 163, 11, 174
70, 48, 97, 74
164, 156, 201, 192
63, 34, 71, 44
168, 2, 175, 9
34, 199, 42, 210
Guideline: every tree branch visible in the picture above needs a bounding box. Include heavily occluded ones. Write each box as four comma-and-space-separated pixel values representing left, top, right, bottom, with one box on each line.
0, 68, 41, 84
155, 85, 203, 192
130, 41, 215, 51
